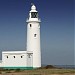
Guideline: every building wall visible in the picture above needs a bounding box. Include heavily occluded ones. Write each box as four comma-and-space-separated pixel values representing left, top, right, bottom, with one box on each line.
1, 51, 33, 68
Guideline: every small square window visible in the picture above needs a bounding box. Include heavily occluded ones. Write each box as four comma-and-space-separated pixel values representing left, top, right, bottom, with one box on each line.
21, 56, 23, 58
13, 56, 15, 58
30, 24, 32, 27
34, 34, 37, 37
7, 56, 8, 58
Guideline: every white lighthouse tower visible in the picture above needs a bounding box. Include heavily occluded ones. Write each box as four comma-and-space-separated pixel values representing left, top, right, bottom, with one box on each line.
26, 4, 41, 68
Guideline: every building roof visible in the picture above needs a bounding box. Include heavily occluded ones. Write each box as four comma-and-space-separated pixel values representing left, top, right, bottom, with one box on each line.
2, 51, 33, 54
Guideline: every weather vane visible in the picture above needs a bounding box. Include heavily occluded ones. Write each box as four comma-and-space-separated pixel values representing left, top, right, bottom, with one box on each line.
31, 3, 34, 6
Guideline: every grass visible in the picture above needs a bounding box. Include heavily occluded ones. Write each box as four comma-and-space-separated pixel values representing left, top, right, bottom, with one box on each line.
0, 69, 75, 75
22, 69, 75, 74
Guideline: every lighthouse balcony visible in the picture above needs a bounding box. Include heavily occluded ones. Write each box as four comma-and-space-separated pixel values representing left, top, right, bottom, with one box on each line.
26, 18, 41, 22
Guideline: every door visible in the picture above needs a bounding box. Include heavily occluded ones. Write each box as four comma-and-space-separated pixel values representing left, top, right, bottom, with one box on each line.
27, 53, 33, 67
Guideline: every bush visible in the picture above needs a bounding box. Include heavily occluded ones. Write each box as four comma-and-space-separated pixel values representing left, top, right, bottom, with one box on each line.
45, 65, 56, 69
15, 69, 21, 72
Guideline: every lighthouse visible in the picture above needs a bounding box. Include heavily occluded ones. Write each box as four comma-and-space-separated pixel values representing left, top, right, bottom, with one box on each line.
26, 4, 41, 68
0, 4, 41, 69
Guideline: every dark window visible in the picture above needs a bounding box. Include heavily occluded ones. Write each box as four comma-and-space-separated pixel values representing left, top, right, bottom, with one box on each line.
31, 12, 38, 18
7, 56, 8, 58
34, 34, 37, 37
28, 55, 30, 58
13, 56, 15, 58
30, 24, 32, 27
21, 56, 23, 58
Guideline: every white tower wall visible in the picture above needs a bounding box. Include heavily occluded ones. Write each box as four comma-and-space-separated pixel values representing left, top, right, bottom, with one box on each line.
26, 4, 41, 68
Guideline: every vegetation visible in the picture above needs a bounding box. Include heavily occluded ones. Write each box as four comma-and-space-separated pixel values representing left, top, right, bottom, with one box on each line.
0, 65, 75, 75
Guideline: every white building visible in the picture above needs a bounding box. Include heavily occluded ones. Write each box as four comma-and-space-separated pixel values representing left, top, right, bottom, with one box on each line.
0, 4, 41, 69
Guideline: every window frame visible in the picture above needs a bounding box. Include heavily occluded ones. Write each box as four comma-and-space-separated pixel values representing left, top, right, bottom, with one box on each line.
34, 34, 37, 37
21, 56, 23, 58
31, 12, 38, 18
13, 56, 15, 58
7, 56, 8, 58
30, 24, 32, 27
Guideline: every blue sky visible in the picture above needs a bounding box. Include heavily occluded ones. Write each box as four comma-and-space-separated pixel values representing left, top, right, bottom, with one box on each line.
0, 0, 74, 65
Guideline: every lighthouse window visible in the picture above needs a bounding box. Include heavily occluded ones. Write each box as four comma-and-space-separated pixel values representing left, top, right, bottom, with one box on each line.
31, 12, 38, 18
30, 24, 32, 27
13, 56, 15, 58
21, 56, 23, 58
7, 56, 8, 58
34, 34, 37, 37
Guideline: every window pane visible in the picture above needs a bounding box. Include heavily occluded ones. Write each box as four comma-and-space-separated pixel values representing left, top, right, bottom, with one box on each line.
31, 12, 38, 18
13, 56, 15, 58
7, 56, 8, 58
21, 56, 23, 58
30, 24, 32, 27
34, 34, 37, 37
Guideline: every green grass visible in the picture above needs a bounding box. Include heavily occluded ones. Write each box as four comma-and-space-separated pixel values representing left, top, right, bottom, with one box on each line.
23, 69, 75, 74
0, 69, 75, 75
